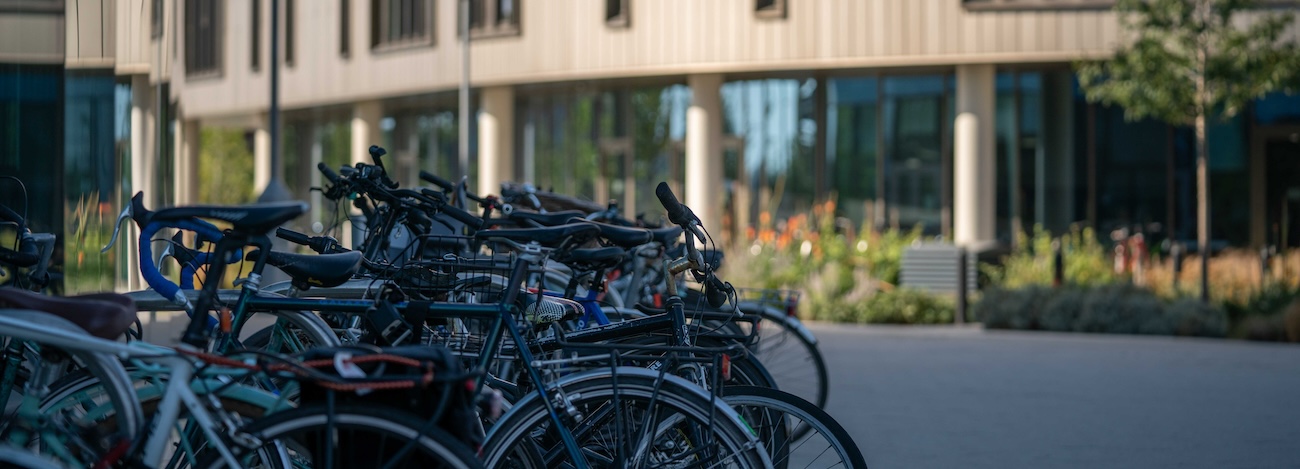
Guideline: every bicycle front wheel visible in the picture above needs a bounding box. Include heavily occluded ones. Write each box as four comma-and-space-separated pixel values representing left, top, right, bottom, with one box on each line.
481, 367, 771, 468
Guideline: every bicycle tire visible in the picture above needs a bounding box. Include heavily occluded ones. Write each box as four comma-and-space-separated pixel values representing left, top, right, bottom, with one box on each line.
480, 367, 772, 468
199, 403, 482, 469
746, 305, 829, 410
722, 385, 867, 469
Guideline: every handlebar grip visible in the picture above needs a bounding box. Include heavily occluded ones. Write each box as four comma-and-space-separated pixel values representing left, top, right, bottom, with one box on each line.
655, 182, 692, 227
0, 246, 39, 268
419, 171, 456, 192
419, 188, 448, 203
276, 228, 312, 246
317, 162, 341, 184
439, 202, 484, 231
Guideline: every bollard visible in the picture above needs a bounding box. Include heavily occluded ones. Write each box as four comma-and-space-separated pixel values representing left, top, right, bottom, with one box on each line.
956, 247, 968, 325
1171, 242, 1184, 290
1260, 246, 1271, 285
1052, 239, 1064, 287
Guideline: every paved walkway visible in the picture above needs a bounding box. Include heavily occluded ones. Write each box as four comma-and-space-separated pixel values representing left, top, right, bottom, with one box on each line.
811, 324, 1300, 469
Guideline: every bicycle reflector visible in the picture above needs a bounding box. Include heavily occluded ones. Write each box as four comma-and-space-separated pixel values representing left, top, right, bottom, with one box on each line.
786, 292, 800, 318
721, 354, 732, 382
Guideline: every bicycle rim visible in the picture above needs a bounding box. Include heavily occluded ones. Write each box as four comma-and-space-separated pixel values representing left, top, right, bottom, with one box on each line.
722, 386, 867, 469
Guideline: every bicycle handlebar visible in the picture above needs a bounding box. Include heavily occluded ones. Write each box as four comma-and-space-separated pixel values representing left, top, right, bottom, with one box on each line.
419, 171, 456, 192
0, 246, 38, 268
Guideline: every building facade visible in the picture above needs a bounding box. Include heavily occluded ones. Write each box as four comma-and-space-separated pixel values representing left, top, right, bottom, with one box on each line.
3, 0, 1300, 291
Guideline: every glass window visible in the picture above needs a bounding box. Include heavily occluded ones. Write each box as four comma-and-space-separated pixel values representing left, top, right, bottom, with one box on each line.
516, 85, 687, 219
755, 0, 786, 19
606, 0, 629, 27
1254, 92, 1300, 126
827, 77, 879, 226
464, 0, 521, 38
185, 0, 223, 77
63, 72, 123, 293
371, 0, 433, 49
722, 78, 818, 234
251, 0, 260, 70
883, 75, 947, 234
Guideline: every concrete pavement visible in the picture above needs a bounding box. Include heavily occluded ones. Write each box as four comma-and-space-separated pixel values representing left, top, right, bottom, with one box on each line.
811, 323, 1300, 468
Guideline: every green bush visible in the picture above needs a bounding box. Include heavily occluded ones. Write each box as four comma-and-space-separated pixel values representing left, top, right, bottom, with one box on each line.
818, 288, 954, 324
976, 285, 1227, 338
982, 225, 1116, 289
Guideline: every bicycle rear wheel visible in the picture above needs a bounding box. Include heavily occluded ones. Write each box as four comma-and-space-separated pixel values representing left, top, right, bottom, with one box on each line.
747, 306, 828, 409
722, 386, 867, 469
200, 403, 482, 469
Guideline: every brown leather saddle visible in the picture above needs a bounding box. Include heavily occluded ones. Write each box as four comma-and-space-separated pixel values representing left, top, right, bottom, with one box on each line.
0, 287, 137, 340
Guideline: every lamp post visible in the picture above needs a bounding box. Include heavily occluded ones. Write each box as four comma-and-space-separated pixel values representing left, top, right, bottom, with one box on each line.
258, 0, 291, 203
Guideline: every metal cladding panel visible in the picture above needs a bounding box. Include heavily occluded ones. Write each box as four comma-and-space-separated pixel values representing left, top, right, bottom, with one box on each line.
900, 244, 978, 294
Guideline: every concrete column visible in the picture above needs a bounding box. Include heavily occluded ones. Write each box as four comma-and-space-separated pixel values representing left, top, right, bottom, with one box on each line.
127, 75, 155, 292
253, 116, 272, 196
686, 74, 724, 233
352, 100, 383, 165
130, 75, 156, 204
174, 117, 201, 205
954, 64, 997, 247
478, 86, 515, 197
345, 101, 383, 249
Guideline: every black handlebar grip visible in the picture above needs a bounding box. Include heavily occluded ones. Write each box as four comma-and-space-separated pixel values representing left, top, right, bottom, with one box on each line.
655, 182, 690, 227
276, 228, 312, 246
420, 171, 456, 192
438, 203, 484, 231
317, 162, 341, 184
419, 188, 448, 203
0, 246, 39, 268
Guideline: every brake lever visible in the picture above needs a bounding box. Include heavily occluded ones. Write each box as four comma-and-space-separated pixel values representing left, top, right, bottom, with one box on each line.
102, 204, 133, 253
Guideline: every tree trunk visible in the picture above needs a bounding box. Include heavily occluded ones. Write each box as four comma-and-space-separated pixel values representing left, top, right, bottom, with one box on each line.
1195, 111, 1210, 303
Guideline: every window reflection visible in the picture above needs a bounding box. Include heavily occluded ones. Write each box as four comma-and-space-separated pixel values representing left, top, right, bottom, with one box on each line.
883, 75, 947, 234
721, 79, 817, 236
518, 85, 688, 220
827, 77, 879, 227
63, 71, 121, 293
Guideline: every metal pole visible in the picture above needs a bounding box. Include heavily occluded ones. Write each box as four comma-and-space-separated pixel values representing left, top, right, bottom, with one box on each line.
458, 0, 471, 179
258, 0, 291, 203
956, 247, 968, 325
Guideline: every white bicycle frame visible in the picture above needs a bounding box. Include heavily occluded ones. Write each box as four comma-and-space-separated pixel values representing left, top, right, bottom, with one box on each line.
0, 312, 245, 468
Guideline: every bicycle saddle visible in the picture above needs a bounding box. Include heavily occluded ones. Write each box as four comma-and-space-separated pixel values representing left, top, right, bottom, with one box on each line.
561, 247, 626, 269
476, 223, 601, 248
150, 201, 310, 235
566, 218, 652, 248
246, 250, 363, 289
649, 226, 683, 244
0, 288, 136, 340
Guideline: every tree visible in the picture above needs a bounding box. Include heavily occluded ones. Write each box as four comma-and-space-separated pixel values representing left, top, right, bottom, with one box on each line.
1076, 0, 1300, 302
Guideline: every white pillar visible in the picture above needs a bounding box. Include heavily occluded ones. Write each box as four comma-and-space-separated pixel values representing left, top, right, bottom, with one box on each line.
686, 74, 724, 233
253, 115, 272, 197
478, 86, 514, 197
127, 75, 155, 292
954, 64, 997, 247
352, 100, 383, 165
344, 101, 383, 248
174, 115, 200, 206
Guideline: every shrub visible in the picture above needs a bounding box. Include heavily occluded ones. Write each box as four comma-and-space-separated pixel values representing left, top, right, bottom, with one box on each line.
977, 285, 1227, 338
854, 288, 955, 324
983, 225, 1116, 289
